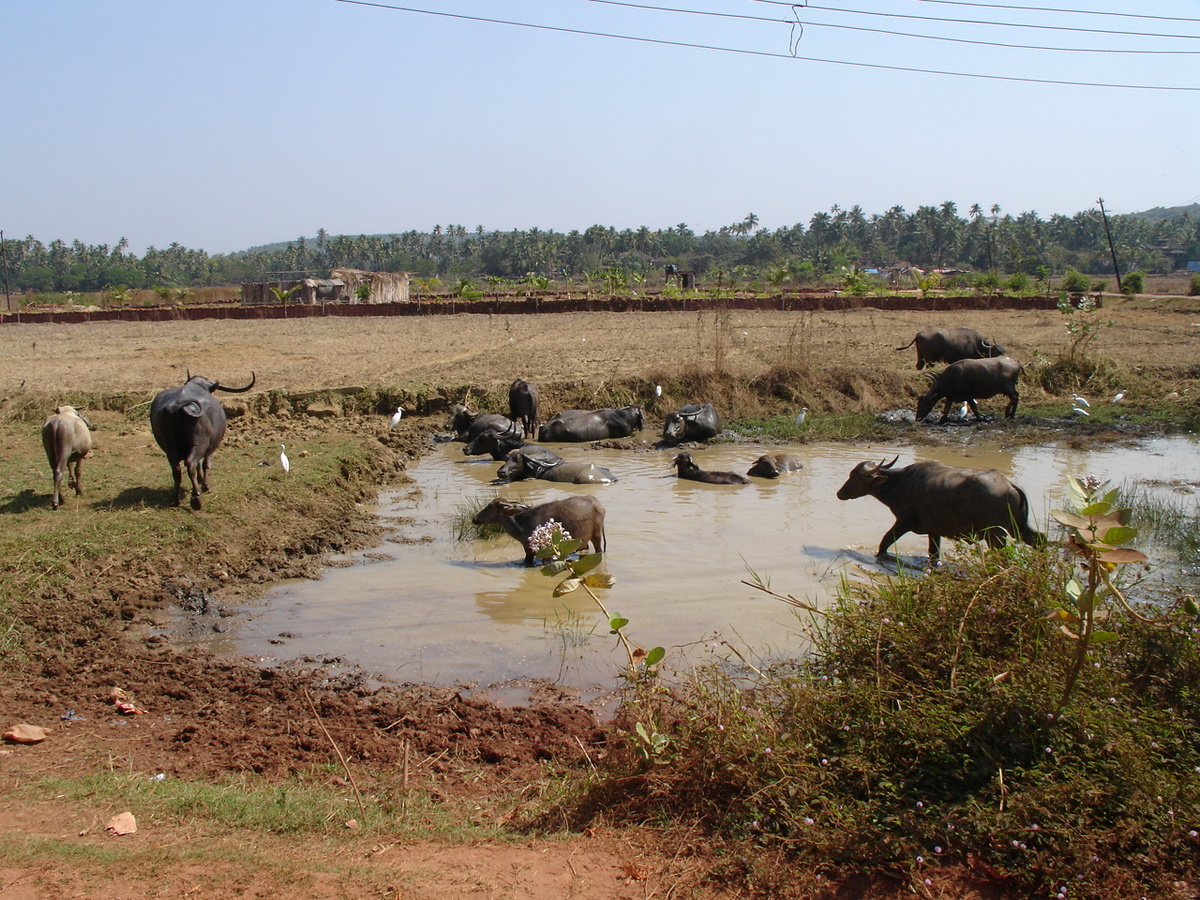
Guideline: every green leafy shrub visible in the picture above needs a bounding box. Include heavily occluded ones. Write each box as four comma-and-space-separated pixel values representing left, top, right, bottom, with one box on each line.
1189, 273, 1200, 297
1120, 271, 1145, 295
1059, 269, 1089, 293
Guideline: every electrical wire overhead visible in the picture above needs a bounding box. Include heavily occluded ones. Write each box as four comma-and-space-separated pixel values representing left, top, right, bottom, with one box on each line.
330, 0, 1200, 91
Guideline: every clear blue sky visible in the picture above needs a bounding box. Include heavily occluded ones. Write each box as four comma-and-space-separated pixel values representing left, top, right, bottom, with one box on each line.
7, 0, 1199, 255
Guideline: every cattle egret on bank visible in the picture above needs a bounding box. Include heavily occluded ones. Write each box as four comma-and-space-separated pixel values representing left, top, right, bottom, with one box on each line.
1072, 406, 1090, 417
1112, 391, 1125, 404
280, 443, 290, 473
1072, 395, 1090, 408
390, 406, 404, 428
795, 407, 808, 427
654, 384, 662, 397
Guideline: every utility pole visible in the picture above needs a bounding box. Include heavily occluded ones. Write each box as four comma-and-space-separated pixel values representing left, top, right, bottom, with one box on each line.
1097, 198, 1122, 294
0, 230, 12, 312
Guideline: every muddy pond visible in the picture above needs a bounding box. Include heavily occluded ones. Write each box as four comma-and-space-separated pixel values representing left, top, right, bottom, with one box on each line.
184, 434, 1200, 698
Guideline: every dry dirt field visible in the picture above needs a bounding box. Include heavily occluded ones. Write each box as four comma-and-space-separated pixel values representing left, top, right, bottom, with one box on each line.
2, 301, 1199, 900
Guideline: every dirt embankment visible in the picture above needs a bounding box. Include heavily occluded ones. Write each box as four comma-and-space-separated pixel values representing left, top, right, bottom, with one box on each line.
1, 303, 1199, 899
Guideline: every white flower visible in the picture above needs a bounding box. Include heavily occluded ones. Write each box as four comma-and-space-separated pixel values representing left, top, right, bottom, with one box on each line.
528, 519, 572, 552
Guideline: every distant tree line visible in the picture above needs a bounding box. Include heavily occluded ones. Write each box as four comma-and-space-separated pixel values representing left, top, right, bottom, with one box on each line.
4, 204, 1198, 294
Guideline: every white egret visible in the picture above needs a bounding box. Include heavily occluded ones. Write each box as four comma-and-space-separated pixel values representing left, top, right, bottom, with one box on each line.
1072, 395, 1090, 408
654, 384, 662, 397
795, 407, 808, 427
1072, 406, 1090, 417
1112, 391, 1125, 404
390, 406, 404, 428
280, 443, 291, 473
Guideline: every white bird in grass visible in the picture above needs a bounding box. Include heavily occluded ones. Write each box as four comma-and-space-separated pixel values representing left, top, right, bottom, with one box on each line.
1072, 394, 1090, 408
390, 405, 404, 428
280, 443, 291, 474
654, 384, 662, 397
1112, 391, 1125, 404
795, 407, 808, 427
1072, 406, 1090, 417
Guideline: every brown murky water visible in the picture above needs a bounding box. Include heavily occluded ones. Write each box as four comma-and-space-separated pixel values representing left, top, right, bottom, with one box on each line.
193, 436, 1200, 693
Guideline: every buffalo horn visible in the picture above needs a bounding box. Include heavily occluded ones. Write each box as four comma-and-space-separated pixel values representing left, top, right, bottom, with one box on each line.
213, 372, 257, 393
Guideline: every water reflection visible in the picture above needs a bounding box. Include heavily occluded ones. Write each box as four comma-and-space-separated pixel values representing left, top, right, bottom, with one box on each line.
186, 434, 1200, 691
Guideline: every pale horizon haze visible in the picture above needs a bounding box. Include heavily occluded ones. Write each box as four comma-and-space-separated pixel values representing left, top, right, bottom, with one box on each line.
6, 0, 1199, 255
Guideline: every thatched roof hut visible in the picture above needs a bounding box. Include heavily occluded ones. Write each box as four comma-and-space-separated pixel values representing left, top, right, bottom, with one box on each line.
330, 269, 410, 304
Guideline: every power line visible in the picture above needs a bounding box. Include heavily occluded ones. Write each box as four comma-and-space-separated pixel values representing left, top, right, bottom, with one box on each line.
911, 0, 1200, 26
588, 0, 1200, 55
770, 1, 1200, 41
330, 0, 1200, 90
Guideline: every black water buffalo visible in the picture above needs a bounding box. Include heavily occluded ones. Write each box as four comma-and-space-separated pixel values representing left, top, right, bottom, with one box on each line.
746, 453, 803, 478
836, 456, 1043, 564
463, 429, 526, 459
538, 406, 644, 442
41, 405, 92, 510
895, 327, 1006, 370
508, 379, 540, 438
671, 451, 749, 485
447, 404, 520, 444
662, 402, 721, 443
498, 447, 617, 484
916, 356, 1021, 423
149, 372, 256, 509
473, 496, 607, 565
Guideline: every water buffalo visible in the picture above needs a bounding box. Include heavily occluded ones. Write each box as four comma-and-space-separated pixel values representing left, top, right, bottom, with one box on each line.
508, 379, 540, 438
662, 402, 721, 443
498, 447, 617, 484
895, 327, 1006, 370
447, 404, 520, 444
538, 406, 644, 442
473, 496, 607, 565
149, 372, 256, 509
747, 453, 803, 478
836, 456, 1043, 564
42, 405, 92, 510
462, 428, 526, 460
671, 451, 749, 485
916, 356, 1021, 423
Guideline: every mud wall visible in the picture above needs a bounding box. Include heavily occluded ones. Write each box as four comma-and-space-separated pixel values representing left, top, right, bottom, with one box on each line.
0, 293, 1059, 326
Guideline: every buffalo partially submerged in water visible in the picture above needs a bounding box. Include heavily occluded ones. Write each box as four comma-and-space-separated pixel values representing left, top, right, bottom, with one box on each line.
538, 406, 644, 442
916, 356, 1021, 423
463, 429, 526, 460
662, 402, 721, 443
447, 404, 520, 444
671, 451, 749, 485
836, 456, 1043, 564
498, 446, 617, 484
508, 379, 540, 439
746, 453, 803, 479
149, 372, 256, 509
42, 405, 92, 510
895, 327, 1006, 370
473, 495, 606, 566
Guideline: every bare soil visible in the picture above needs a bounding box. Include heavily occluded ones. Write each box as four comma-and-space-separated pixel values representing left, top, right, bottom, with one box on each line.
2, 301, 1199, 899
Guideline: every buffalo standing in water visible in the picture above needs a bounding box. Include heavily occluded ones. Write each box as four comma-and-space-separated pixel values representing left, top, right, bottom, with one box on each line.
473, 496, 606, 566
836, 456, 1043, 564
662, 402, 721, 443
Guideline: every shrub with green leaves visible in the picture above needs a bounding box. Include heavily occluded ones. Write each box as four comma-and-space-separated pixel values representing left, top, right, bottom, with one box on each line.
1120, 270, 1145, 295
1059, 269, 1090, 293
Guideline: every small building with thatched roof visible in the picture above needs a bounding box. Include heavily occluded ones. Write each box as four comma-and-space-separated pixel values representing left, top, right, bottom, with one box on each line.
241, 269, 410, 306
